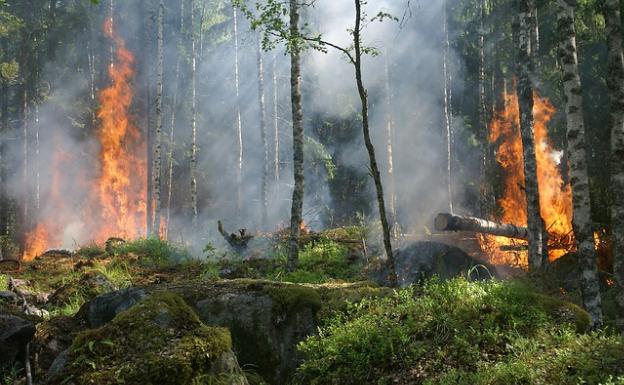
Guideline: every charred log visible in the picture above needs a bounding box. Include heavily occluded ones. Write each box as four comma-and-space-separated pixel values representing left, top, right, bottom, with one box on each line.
435, 213, 529, 240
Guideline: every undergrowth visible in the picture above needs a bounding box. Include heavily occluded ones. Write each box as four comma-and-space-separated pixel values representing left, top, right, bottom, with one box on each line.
295, 278, 623, 385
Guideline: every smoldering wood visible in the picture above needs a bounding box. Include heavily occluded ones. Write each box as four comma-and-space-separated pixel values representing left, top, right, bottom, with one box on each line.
435, 213, 530, 240
218, 220, 254, 251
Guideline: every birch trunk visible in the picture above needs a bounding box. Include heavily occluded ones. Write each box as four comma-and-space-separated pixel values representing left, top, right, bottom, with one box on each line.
514, 0, 546, 271
602, 0, 624, 333
443, 0, 454, 213
166, 0, 184, 239
557, 0, 603, 328
152, 0, 164, 236
190, 0, 198, 228
233, 6, 244, 218
478, 0, 490, 217
287, 0, 304, 271
21, 85, 29, 229
383, 51, 398, 237
353, 0, 397, 287
143, 0, 154, 236
256, 34, 269, 228
272, 53, 280, 182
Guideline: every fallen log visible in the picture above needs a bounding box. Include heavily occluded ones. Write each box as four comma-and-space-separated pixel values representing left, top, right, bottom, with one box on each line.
435, 213, 529, 240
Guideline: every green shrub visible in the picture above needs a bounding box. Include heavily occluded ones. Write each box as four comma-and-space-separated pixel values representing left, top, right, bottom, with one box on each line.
113, 237, 192, 265
296, 278, 606, 385
75, 243, 106, 258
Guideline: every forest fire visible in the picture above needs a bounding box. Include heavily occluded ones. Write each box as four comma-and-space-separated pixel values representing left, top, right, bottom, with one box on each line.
480, 90, 575, 267
90, 19, 147, 243
22, 20, 146, 260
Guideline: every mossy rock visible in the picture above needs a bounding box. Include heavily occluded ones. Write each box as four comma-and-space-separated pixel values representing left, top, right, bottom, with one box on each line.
531, 293, 591, 332
164, 279, 390, 385
49, 292, 248, 385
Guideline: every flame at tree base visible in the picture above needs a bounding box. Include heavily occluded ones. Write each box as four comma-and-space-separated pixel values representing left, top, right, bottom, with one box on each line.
21, 20, 147, 261
480, 90, 575, 267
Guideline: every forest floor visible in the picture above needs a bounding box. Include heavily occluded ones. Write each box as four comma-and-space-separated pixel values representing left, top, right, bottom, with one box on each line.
0, 230, 623, 385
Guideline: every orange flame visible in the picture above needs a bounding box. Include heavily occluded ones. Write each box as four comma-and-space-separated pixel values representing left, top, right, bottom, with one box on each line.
91, 19, 146, 242
22, 20, 146, 260
481, 90, 574, 267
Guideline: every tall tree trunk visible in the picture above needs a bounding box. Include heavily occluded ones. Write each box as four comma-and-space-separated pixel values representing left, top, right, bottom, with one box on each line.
152, 0, 164, 237
514, 0, 547, 271
233, 6, 244, 218
383, 51, 398, 237
530, 3, 540, 69
21, 85, 29, 231
256, 34, 269, 228
287, 0, 304, 271
272, 53, 280, 182
166, 0, 185, 239
443, 0, 454, 213
34, 103, 39, 213
602, 0, 624, 333
142, 0, 154, 236
353, 0, 397, 287
557, 0, 603, 329
478, 0, 491, 217
190, 0, 198, 229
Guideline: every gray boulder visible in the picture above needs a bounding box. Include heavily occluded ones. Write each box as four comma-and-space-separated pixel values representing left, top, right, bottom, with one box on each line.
79, 287, 146, 328
0, 314, 36, 370
369, 241, 494, 287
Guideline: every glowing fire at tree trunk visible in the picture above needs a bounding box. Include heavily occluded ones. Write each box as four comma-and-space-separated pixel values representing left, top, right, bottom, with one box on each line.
480, 90, 575, 267
92, 19, 147, 242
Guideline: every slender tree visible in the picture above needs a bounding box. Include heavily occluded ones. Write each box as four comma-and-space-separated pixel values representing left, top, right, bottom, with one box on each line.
152, 0, 164, 236
514, 0, 546, 270
272, 52, 280, 182
443, 0, 454, 213
556, 0, 603, 329
233, 5, 244, 218
256, 33, 269, 228
166, 0, 185, 239
601, 0, 624, 332
287, 0, 305, 271
383, 51, 398, 237
190, 0, 198, 228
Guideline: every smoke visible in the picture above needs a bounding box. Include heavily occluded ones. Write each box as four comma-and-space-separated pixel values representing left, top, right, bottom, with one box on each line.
5, 0, 476, 256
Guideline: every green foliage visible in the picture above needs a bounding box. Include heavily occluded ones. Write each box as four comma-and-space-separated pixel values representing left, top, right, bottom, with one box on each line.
0, 274, 8, 291
112, 237, 192, 265
75, 243, 106, 258
296, 278, 603, 385
281, 239, 362, 284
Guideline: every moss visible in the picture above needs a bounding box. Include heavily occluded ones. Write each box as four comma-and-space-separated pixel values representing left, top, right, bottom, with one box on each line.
53, 292, 234, 385
263, 284, 322, 320
531, 293, 591, 332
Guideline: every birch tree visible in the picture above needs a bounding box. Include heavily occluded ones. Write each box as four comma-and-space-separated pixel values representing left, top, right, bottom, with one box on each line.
190, 0, 198, 229
256, 33, 269, 227
152, 0, 164, 236
165, 0, 184, 239
601, 0, 624, 332
233, 5, 244, 218
514, 0, 546, 270
556, 0, 603, 329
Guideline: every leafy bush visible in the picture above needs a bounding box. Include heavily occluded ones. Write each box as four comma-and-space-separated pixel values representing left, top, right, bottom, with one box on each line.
295, 278, 614, 385
112, 237, 192, 265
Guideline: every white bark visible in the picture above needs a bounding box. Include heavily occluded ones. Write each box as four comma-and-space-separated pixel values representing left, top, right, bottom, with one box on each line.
557, 0, 603, 328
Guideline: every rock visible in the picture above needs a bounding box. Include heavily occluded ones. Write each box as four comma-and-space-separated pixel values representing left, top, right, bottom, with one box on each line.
368, 241, 494, 287
0, 290, 18, 304
32, 316, 81, 372
0, 313, 36, 370
168, 279, 390, 385
47, 348, 69, 378
49, 292, 248, 385
79, 287, 146, 328
48, 271, 117, 307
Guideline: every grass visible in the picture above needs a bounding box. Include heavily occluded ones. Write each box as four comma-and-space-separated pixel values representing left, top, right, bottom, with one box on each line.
110, 237, 193, 265
295, 278, 621, 385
